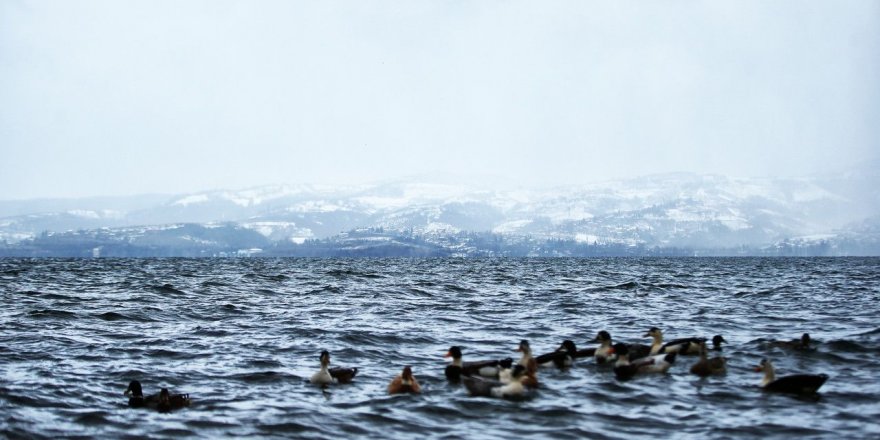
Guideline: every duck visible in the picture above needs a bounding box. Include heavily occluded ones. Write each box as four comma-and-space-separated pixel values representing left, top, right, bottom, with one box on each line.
515, 340, 540, 388
612, 343, 677, 381
310, 350, 358, 385
690, 340, 727, 377
157, 388, 191, 413
770, 333, 814, 351
711, 335, 727, 351
646, 327, 704, 355
443, 346, 511, 381
593, 331, 616, 364
535, 340, 578, 369
124, 380, 190, 412
388, 366, 421, 395
462, 365, 530, 398
755, 359, 828, 395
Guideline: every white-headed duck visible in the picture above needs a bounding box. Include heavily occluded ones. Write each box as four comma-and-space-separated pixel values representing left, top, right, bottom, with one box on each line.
646, 327, 704, 355
310, 350, 358, 385
515, 340, 539, 388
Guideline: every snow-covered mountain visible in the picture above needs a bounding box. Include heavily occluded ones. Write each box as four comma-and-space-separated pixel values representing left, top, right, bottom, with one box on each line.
2, 172, 878, 251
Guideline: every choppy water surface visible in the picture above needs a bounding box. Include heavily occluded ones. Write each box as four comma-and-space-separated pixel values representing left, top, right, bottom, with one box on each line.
2, 258, 879, 439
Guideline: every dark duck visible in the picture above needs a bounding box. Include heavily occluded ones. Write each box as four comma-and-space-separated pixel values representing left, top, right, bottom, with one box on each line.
689, 340, 727, 377
124, 380, 190, 412
534, 340, 579, 369
770, 333, 815, 351
755, 359, 828, 395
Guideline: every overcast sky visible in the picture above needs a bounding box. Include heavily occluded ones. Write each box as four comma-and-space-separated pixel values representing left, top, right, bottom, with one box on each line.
1, 1, 878, 200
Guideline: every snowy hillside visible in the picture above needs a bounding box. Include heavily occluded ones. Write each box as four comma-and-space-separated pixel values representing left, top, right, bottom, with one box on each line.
1, 172, 877, 251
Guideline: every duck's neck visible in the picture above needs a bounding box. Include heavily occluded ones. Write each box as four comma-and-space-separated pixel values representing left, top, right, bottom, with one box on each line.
615, 354, 630, 367
650, 334, 663, 354
762, 364, 776, 386
518, 350, 532, 366
450, 357, 462, 367
320, 360, 330, 373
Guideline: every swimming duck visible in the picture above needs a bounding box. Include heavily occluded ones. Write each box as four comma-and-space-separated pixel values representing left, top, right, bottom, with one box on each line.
711, 335, 727, 351
443, 346, 510, 381
646, 327, 704, 355
690, 340, 727, 377
535, 340, 578, 369
157, 388, 191, 413
310, 350, 358, 385
612, 343, 676, 381
770, 333, 814, 351
755, 359, 827, 395
388, 366, 421, 395
593, 331, 616, 364
462, 365, 530, 398
515, 340, 540, 388
124, 380, 190, 411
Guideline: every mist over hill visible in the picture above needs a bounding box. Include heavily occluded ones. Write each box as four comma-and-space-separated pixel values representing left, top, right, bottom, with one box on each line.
2, 171, 878, 257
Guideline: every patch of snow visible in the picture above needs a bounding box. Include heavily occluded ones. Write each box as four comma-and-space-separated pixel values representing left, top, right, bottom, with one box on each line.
423, 222, 460, 234
173, 194, 210, 207
493, 219, 532, 234
67, 210, 101, 219
575, 233, 599, 244
287, 201, 346, 213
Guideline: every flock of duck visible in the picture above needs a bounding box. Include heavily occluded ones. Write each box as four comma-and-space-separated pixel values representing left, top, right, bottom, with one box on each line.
125, 330, 828, 411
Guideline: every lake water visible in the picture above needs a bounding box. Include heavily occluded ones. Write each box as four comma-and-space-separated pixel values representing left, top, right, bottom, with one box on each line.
2, 257, 879, 439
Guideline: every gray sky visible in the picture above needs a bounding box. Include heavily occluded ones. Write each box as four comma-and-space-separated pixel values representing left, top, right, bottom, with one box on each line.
1, 0, 878, 200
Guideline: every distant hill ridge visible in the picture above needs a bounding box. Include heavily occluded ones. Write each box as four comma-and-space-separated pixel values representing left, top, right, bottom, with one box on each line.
1, 172, 878, 256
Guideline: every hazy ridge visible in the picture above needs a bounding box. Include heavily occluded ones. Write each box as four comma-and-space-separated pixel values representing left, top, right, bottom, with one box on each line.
2, 172, 878, 256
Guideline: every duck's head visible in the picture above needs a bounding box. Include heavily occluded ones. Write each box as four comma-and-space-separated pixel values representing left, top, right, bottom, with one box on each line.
516, 340, 531, 355
499, 357, 513, 369
319, 350, 331, 366
444, 346, 463, 360
594, 330, 612, 343
644, 327, 661, 338
712, 335, 727, 348
124, 380, 143, 397
754, 358, 774, 373
801, 333, 811, 346
558, 340, 577, 354
401, 366, 414, 384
